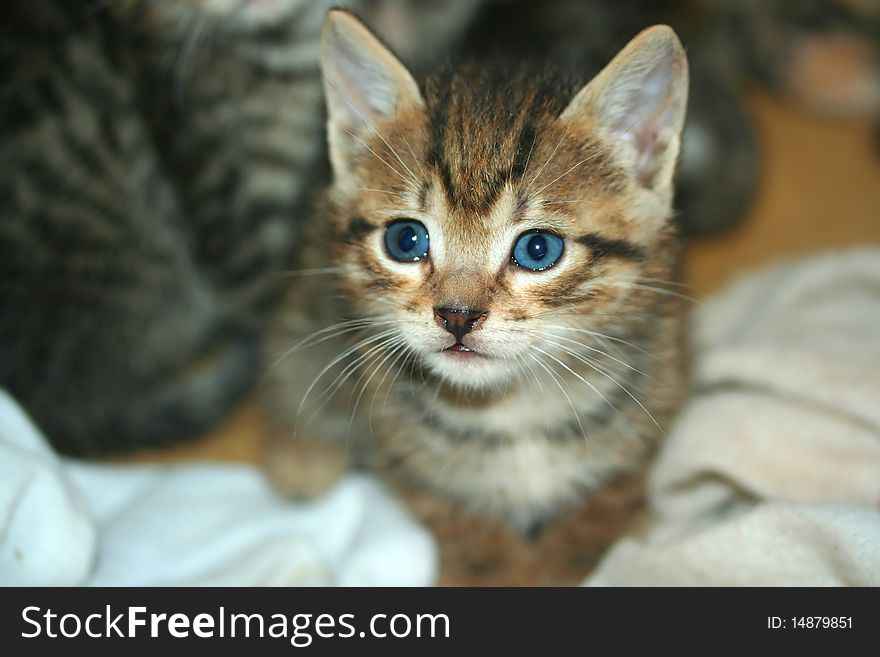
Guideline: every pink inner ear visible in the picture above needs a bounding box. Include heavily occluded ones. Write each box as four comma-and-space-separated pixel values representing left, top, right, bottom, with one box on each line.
604, 51, 684, 189
628, 105, 675, 188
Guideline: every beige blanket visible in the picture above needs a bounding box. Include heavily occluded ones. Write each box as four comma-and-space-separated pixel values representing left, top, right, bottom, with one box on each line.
586, 248, 880, 586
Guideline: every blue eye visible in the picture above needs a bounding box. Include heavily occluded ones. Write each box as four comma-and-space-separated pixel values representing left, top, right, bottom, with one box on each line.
384, 220, 429, 262
512, 231, 564, 271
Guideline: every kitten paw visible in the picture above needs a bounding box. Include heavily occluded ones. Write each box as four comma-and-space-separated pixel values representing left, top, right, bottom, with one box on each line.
264, 433, 351, 500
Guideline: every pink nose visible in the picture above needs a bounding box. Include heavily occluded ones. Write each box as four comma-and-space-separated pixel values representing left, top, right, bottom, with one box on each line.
433, 307, 486, 343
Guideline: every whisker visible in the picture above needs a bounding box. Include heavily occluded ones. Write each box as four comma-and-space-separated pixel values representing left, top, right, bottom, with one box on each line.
543, 325, 654, 358
531, 116, 644, 198
613, 282, 699, 304
533, 345, 620, 421
322, 74, 421, 186
298, 330, 401, 424
307, 334, 401, 423
524, 306, 651, 322
531, 146, 610, 198
538, 341, 662, 432
515, 352, 545, 397
528, 353, 586, 440
395, 109, 427, 181
383, 348, 417, 408
525, 126, 569, 193
313, 334, 398, 403
261, 319, 377, 387
367, 342, 411, 432
285, 317, 398, 354
348, 340, 408, 435
341, 126, 415, 190
519, 129, 539, 183
295, 328, 398, 404
528, 330, 650, 378
634, 276, 694, 289
539, 338, 654, 397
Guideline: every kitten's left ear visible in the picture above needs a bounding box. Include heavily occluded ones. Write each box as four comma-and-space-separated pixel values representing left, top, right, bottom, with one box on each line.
561, 25, 689, 192
320, 10, 425, 178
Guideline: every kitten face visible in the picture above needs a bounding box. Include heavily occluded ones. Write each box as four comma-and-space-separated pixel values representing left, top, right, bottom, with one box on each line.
320, 12, 688, 392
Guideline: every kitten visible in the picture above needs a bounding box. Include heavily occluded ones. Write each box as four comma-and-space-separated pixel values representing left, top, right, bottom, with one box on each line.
265, 9, 690, 576
0, 0, 478, 455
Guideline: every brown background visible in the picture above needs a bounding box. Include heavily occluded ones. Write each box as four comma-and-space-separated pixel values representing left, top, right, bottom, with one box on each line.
120, 89, 880, 466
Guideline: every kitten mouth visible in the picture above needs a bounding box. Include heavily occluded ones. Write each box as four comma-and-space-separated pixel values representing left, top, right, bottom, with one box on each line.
442, 343, 481, 357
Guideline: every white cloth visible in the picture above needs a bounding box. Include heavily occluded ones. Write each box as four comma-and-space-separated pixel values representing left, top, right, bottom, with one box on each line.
0, 390, 435, 586
586, 248, 880, 586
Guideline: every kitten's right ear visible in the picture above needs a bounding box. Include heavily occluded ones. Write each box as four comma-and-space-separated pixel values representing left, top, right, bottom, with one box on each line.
320, 10, 425, 179
561, 25, 689, 194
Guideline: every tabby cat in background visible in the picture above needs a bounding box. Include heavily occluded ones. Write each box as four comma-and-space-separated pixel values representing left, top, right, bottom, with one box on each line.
0, 0, 480, 455
265, 11, 690, 584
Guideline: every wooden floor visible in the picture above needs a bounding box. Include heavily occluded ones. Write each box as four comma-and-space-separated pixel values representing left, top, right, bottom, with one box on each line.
121, 90, 880, 466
